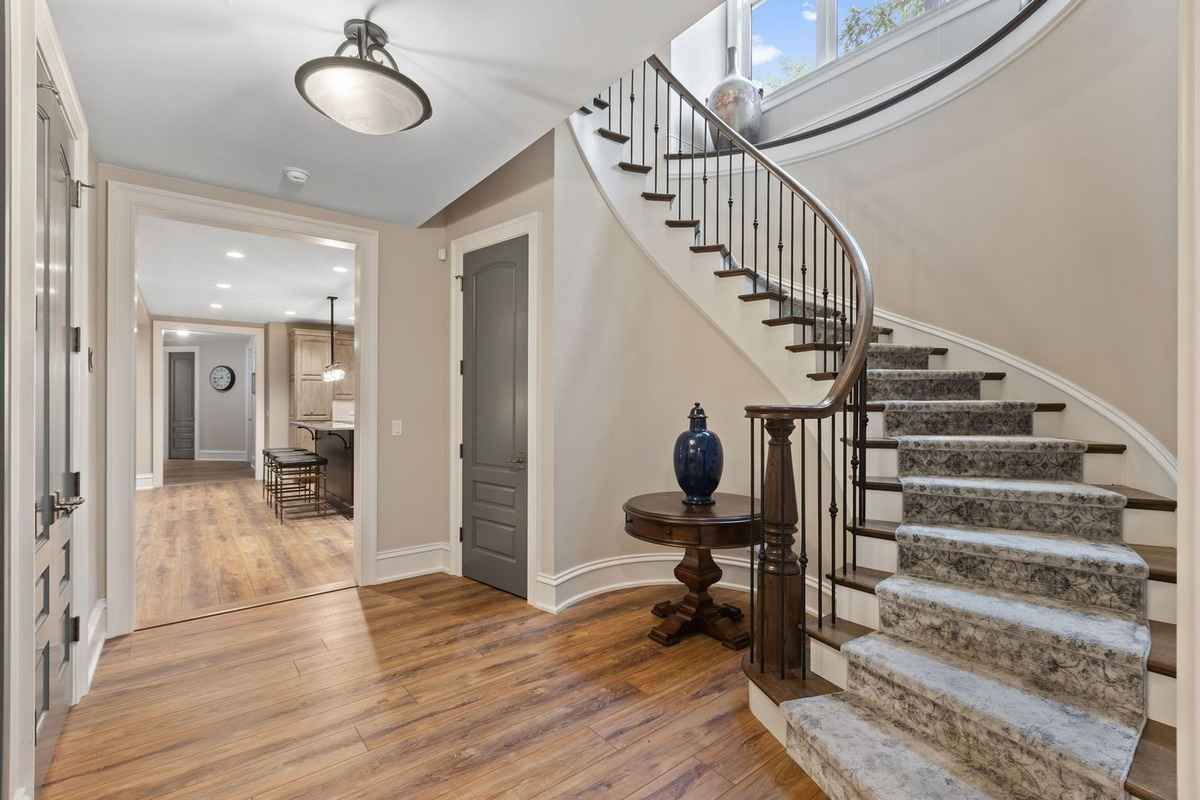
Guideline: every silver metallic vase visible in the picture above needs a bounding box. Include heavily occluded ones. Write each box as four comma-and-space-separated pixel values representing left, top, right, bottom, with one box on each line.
706, 46, 763, 144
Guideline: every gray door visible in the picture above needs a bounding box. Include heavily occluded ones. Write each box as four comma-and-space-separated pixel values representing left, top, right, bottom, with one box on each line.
462, 236, 528, 597
34, 63, 82, 788
168, 352, 195, 460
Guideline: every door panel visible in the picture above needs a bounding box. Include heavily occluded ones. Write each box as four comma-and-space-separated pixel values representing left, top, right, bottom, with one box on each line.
167, 352, 195, 460
295, 377, 332, 420
34, 63, 79, 789
461, 236, 528, 597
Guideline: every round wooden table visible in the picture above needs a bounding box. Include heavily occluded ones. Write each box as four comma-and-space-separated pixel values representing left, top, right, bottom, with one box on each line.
623, 492, 757, 650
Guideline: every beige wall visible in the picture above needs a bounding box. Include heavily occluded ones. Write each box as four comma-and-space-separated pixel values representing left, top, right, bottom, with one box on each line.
91, 165, 449, 602
770, 0, 1178, 451
551, 125, 785, 574
265, 322, 290, 448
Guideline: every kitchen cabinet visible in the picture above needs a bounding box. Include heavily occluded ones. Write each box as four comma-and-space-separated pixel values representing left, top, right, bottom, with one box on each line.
333, 332, 355, 401
289, 328, 355, 448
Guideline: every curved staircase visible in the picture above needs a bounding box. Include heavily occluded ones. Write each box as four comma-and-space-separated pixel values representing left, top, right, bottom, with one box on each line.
572, 56, 1177, 800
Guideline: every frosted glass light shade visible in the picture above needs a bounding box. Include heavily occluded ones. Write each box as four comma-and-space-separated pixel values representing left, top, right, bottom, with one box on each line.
322, 363, 348, 383
296, 57, 432, 135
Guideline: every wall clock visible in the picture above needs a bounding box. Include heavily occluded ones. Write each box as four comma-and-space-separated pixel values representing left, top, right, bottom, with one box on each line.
209, 365, 236, 392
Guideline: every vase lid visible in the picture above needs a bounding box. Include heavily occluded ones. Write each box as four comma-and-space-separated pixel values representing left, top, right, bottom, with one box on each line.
688, 402, 708, 430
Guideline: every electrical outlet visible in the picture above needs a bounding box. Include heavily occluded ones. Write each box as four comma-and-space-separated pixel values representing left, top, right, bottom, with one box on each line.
391, 420, 403, 436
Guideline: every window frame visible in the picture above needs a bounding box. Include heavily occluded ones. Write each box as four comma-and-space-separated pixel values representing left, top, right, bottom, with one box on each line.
741, 0, 983, 105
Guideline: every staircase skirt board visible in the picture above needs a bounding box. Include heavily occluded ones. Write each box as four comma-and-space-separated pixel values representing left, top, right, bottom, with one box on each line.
844, 635, 1140, 800
895, 523, 1147, 619
901, 476, 1127, 540
875, 576, 1149, 726
896, 435, 1086, 481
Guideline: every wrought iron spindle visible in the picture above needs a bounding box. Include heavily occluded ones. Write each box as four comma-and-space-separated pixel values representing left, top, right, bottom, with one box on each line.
702, 119, 708, 245
641, 63, 646, 166
628, 70, 635, 162
653, 70, 660, 193
776, 181, 784, 319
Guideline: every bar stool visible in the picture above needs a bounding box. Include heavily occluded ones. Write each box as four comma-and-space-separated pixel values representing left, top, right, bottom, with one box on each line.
262, 448, 308, 502
272, 452, 329, 521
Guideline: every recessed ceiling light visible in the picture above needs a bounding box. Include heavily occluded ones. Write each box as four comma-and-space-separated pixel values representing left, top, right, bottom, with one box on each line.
216, 282, 232, 289
348, 315, 355, 321
332, 266, 349, 273
210, 303, 223, 310
226, 250, 245, 259
283, 166, 310, 184
176, 330, 191, 338
284, 310, 297, 316
295, 19, 432, 136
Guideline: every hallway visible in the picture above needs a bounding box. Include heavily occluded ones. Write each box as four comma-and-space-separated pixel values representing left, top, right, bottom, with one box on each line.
135, 477, 354, 628
46, 578, 820, 800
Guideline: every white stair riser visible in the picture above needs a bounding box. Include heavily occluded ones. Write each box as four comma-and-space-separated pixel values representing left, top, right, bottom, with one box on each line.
810, 638, 847, 688
1149, 581, 1176, 624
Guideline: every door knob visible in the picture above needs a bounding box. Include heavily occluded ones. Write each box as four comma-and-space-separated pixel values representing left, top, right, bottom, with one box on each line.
52, 491, 85, 520
510, 455, 526, 465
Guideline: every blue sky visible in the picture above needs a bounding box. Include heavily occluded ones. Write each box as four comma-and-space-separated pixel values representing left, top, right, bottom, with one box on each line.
751, 0, 897, 89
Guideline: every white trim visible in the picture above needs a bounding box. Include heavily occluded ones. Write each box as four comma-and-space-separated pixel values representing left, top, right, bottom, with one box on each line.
106, 181, 379, 637
195, 450, 249, 462
448, 212, 544, 607
134, 474, 155, 491
158, 343, 199, 476
375, 543, 451, 584
79, 601, 106, 703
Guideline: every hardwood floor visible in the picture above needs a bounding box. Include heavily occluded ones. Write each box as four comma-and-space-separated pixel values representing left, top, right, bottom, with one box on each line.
163, 458, 254, 486
47, 577, 826, 800
135, 476, 354, 628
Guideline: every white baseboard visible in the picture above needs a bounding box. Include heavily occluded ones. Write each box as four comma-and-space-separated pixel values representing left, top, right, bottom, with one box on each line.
195, 450, 248, 462
135, 472, 155, 490
374, 543, 451, 585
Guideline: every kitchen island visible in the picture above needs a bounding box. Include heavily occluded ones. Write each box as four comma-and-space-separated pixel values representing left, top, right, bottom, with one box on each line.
290, 420, 354, 516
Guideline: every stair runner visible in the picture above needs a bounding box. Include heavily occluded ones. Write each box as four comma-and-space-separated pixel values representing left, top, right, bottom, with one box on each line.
781, 344, 1152, 800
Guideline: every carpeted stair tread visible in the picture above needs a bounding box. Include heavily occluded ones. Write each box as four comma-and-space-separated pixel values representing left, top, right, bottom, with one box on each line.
879, 400, 1037, 412
783, 693, 1005, 800
896, 523, 1147, 577
868, 368, 993, 380
843, 635, 1141, 794
876, 576, 1149, 667
900, 475, 1127, 507
896, 435, 1087, 452
867, 343, 948, 354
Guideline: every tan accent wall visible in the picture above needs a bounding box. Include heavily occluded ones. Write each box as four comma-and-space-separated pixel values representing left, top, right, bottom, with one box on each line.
769, 0, 1178, 452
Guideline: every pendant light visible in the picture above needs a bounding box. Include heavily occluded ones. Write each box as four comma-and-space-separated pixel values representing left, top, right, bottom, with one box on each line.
295, 19, 432, 136
322, 296, 347, 383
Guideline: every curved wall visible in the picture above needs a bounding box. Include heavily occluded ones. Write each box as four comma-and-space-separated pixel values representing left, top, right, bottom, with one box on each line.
767, 0, 1178, 452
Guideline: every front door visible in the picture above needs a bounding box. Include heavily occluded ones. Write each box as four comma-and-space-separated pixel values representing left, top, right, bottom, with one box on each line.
34, 63, 82, 788
461, 236, 528, 597
168, 352, 195, 460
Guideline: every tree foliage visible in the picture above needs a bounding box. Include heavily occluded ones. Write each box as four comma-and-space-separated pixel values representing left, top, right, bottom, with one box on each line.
760, 56, 810, 92
839, 0, 928, 53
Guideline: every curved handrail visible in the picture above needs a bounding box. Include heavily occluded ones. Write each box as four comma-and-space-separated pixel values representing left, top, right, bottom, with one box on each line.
645, 55, 874, 420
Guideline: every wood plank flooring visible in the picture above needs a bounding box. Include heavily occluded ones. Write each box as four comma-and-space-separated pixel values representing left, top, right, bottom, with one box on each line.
135, 476, 354, 628
47, 577, 826, 800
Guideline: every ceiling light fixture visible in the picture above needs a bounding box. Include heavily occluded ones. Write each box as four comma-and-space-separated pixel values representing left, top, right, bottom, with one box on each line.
283, 166, 310, 185
295, 19, 432, 136
332, 266, 349, 273
322, 296, 347, 383
216, 282, 232, 289
210, 303, 223, 309
175, 330, 191, 338
284, 310, 297, 316
226, 250, 245, 259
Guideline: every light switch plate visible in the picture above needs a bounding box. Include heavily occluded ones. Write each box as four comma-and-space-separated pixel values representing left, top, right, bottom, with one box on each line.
391, 420, 403, 436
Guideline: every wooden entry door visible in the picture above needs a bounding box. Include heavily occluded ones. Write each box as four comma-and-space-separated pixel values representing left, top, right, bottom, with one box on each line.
461, 236, 528, 597
168, 352, 195, 460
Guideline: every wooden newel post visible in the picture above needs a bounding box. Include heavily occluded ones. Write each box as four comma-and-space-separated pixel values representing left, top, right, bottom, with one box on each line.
757, 418, 806, 679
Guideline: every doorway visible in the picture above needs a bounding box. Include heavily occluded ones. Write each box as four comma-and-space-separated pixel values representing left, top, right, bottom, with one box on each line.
166, 350, 195, 460
461, 236, 529, 597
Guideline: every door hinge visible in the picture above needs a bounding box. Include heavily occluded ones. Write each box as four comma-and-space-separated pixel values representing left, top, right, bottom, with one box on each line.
70, 615, 81, 643
459, 359, 463, 375
459, 443, 463, 459
459, 526, 463, 542
71, 326, 82, 353
70, 180, 95, 209
87, 346, 95, 373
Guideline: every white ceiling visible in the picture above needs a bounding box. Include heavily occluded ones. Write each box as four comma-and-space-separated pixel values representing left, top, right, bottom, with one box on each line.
136, 215, 356, 325
49, 0, 720, 225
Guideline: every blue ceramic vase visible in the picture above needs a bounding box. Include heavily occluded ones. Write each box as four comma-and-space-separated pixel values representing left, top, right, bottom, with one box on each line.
673, 402, 724, 506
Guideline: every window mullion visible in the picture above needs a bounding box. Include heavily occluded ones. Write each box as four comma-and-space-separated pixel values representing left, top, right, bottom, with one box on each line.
817, 0, 838, 65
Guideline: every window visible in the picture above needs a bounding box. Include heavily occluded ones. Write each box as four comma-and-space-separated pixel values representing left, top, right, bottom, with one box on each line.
748, 0, 954, 95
